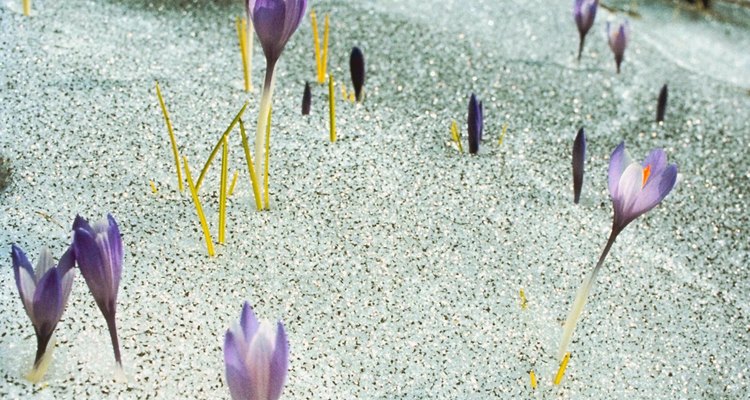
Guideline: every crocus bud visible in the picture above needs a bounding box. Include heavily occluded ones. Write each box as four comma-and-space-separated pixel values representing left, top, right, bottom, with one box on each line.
572, 127, 586, 204
656, 84, 668, 123
608, 142, 677, 232
302, 81, 311, 115
73, 214, 124, 367
607, 20, 630, 73
224, 302, 289, 400
349, 47, 365, 102
467, 94, 483, 154
573, 0, 599, 60
11, 245, 75, 372
247, 0, 308, 68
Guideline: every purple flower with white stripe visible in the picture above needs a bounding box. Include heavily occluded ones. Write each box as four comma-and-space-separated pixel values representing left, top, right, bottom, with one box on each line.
467, 94, 483, 154
247, 0, 307, 190
73, 214, 124, 368
607, 20, 630, 73
11, 245, 75, 376
224, 302, 289, 400
573, 0, 598, 60
558, 142, 677, 361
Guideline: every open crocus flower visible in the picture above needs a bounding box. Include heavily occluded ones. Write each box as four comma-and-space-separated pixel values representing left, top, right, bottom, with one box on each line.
247, 0, 307, 193
573, 0, 598, 60
607, 20, 630, 73
11, 244, 75, 382
467, 94, 484, 154
224, 302, 289, 400
72, 214, 125, 371
558, 142, 677, 361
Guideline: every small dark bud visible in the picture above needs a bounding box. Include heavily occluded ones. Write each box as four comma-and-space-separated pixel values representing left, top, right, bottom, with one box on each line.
467, 94, 483, 154
302, 82, 312, 115
656, 84, 668, 123
572, 127, 586, 204
349, 47, 365, 102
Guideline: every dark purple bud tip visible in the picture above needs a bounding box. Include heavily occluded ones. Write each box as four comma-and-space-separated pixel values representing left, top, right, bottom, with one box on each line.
572, 127, 586, 204
467, 94, 483, 155
302, 81, 311, 115
656, 84, 668, 123
349, 47, 365, 102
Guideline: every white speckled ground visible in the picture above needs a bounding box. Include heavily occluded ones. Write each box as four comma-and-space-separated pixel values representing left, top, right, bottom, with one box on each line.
1, 0, 749, 398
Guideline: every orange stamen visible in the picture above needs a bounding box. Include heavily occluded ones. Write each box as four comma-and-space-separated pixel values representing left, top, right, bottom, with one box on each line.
642, 165, 651, 188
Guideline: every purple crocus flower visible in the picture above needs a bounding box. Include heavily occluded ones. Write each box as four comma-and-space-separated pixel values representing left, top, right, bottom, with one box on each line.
573, 0, 598, 60
558, 142, 677, 360
224, 302, 289, 400
607, 20, 630, 73
467, 94, 483, 154
72, 214, 124, 367
11, 245, 75, 373
247, 0, 307, 189
572, 127, 586, 204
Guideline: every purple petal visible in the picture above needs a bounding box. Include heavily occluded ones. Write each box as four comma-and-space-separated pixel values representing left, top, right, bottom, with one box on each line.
32, 268, 64, 337
73, 214, 94, 235
630, 164, 677, 218
240, 302, 260, 341
572, 127, 586, 204
247, 323, 276, 399
225, 330, 252, 400
301, 81, 312, 115
349, 47, 366, 102
34, 247, 55, 281
641, 148, 667, 176
252, 0, 289, 63
608, 142, 631, 199
106, 215, 124, 295
267, 322, 289, 400
74, 227, 112, 305
11, 245, 36, 314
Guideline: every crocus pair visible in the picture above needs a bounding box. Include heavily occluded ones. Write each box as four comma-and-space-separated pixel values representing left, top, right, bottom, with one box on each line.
558, 142, 677, 360
224, 302, 289, 400
573, 1, 630, 73
468, 94, 484, 154
9, 214, 125, 382
246, 0, 307, 194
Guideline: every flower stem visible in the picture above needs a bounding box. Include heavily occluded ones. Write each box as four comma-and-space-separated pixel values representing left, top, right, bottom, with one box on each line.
104, 311, 122, 366
577, 34, 585, 61
254, 65, 276, 187
557, 227, 619, 361
26, 336, 55, 383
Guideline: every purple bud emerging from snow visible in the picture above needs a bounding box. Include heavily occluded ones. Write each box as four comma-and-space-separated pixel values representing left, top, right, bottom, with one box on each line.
349, 47, 366, 102
246, 0, 308, 69
72, 214, 124, 366
467, 94, 483, 154
656, 84, 668, 123
607, 20, 630, 74
608, 142, 677, 232
224, 302, 289, 400
302, 81, 311, 115
572, 127, 586, 204
11, 245, 75, 367
573, 0, 598, 60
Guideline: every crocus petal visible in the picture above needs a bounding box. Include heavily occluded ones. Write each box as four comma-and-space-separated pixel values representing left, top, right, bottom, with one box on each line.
267, 322, 289, 400
253, 0, 288, 62
74, 227, 111, 304
642, 148, 667, 176
656, 84, 668, 122
630, 164, 677, 218
106, 215, 124, 295
32, 268, 64, 338
608, 142, 632, 198
225, 330, 253, 400
34, 247, 55, 281
247, 322, 276, 399
616, 162, 645, 216
73, 214, 94, 235
240, 302, 260, 341
11, 244, 36, 309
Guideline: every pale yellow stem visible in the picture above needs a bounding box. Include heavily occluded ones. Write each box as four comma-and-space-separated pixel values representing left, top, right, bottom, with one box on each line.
311, 10, 322, 81
184, 157, 215, 257
228, 170, 239, 196
236, 18, 250, 92
254, 76, 275, 188
246, 19, 254, 92
196, 102, 248, 191
155, 81, 184, 192
553, 353, 571, 385
529, 370, 538, 390
239, 119, 263, 211
22, 0, 31, 16
218, 136, 229, 244
25, 338, 55, 383
320, 14, 330, 83
450, 120, 463, 153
